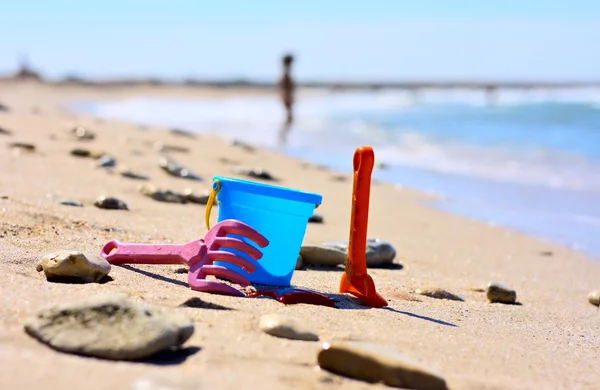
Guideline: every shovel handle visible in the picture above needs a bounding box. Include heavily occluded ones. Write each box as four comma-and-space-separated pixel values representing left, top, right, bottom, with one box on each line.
347, 146, 374, 276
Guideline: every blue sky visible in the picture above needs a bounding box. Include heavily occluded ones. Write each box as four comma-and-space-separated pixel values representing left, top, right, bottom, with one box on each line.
1, 1, 600, 81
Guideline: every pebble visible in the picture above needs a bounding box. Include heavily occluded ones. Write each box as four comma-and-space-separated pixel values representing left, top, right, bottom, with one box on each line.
60, 200, 83, 207
71, 126, 95, 141
486, 282, 517, 304
120, 169, 149, 181
415, 288, 464, 302
9, 142, 35, 152
170, 128, 196, 138
94, 196, 128, 210
36, 250, 111, 283
588, 290, 600, 306
70, 148, 105, 158
182, 188, 211, 205
0, 102, 9, 112
299, 245, 346, 267
230, 139, 255, 152
23, 293, 194, 360
140, 184, 187, 204
0, 126, 12, 135
159, 157, 202, 181
306, 239, 396, 268
96, 154, 116, 168
308, 213, 324, 223
233, 167, 276, 181
259, 313, 319, 341
317, 341, 448, 390
153, 142, 190, 153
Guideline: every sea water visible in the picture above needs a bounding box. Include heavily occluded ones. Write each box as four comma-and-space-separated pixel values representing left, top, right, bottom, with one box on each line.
73, 88, 600, 259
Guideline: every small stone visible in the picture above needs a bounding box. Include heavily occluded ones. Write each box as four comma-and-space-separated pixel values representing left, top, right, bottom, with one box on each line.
230, 139, 255, 152
295, 254, 304, 270
182, 188, 211, 205
153, 142, 190, 153
9, 142, 35, 152
308, 214, 324, 223
159, 157, 202, 181
94, 196, 128, 210
415, 288, 464, 302
60, 200, 83, 207
170, 128, 196, 138
23, 293, 194, 360
0, 103, 9, 112
70, 148, 105, 158
320, 239, 397, 268
140, 184, 187, 204
36, 250, 111, 283
120, 169, 149, 181
331, 174, 348, 182
259, 313, 319, 341
96, 155, 116, 168
71, 126, 95, 140
588, 290, 600, 306
318, 341, 448, 390
486, 282, 517, 304
0, 126, 12, 136
233, 167, 276, 181
300, 245, 346, 267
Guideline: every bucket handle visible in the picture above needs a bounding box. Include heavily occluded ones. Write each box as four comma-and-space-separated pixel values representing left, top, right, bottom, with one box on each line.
204, 179, 221, 230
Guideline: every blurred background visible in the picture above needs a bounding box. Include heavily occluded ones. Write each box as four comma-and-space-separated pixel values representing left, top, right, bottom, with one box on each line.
1, 0, 599, 258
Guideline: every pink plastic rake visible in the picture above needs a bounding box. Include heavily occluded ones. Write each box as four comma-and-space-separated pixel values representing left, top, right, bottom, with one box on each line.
99, 219, 269, 297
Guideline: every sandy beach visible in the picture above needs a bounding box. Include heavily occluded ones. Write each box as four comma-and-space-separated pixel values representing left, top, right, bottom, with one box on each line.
1, 80, 599, 390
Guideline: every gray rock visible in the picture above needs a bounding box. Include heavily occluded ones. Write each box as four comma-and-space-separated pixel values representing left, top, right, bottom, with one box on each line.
36, 250, 110, 283
159, 157, 202, 181
0, 102, 9, 112
96, 155, 116, 168
233, 167, 276, 181
415, 288, 464, 302
259, 313, 319, 341
140, 184, 187, 204
321, 239, 397, 268
588, 289, 600, 306
300, 245, 346, 267
318, 341, 448, 390
23, 293, 194, 360
182, 188, 211, 205
94, 196, 128, 210
486, 282, 517, 304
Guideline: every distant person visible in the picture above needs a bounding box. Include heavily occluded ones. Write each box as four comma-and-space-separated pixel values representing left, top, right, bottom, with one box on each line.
278, 54, 295, 145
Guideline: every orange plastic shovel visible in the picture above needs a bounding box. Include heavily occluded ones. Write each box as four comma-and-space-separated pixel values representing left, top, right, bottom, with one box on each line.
339, 146, 388, 307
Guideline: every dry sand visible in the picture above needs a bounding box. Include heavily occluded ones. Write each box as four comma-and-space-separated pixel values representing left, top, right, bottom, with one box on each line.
0, 80, 599, 390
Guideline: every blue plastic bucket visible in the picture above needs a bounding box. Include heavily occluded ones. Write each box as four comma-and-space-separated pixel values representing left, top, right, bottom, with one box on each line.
205, 176, 322, 286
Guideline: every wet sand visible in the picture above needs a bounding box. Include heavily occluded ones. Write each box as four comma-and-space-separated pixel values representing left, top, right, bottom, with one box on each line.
1, 80, 599, 390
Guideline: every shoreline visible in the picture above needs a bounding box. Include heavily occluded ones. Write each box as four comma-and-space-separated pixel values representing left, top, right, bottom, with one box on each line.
72, 88, 600, 260
1, 81, 600, 390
